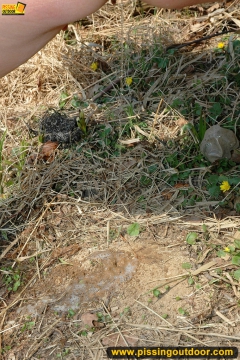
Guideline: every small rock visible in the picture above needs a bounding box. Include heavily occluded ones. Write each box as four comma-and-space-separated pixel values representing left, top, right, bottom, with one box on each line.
200, 125, 239, 163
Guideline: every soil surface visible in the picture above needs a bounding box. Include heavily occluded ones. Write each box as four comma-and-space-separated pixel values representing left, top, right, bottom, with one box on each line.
2, 218, 240, 359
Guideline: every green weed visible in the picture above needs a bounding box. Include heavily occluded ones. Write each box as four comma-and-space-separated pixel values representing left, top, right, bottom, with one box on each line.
1, 267, 22, 292
21, 319, 35, 332
59, 91, 69, 109
0, 130, 7, 194
178, 307, 189, 316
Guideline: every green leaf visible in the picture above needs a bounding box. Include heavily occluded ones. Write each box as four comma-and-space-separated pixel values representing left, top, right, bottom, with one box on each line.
188, 277, 194, 285
27, 321, 35, 330
228, 177, 240, 185
148, 164, 158, 174
127, 223, 140, 236
178, 307, 187, 315
232, 255, 240, 266
13, 280, 21, 291
186, 232, 198, 245
68, 309, 75, 318
209, 102, 222, 118
208, 185, 220, 198
59, 92, 68, 109
162, 313, 168, 319
77, 110, 87, 135
217, 250, 227, 258
167, 48, 176, 55
218, 175, 228, 182
79, 330, 88, 336
156, 57, 169, 69
198, 114, 206, 142
171, 98, 182, 108
71, 96, 81, 109
1, 230, 8, 240
233, 270, 240, 281
202, 224, 208, 233
140, 175, 152, 186
207, 174, 219, 185
182, 262, 191, 269
234, 239, 240, 249
182, 123, 194, 132
153, 289, 161, 298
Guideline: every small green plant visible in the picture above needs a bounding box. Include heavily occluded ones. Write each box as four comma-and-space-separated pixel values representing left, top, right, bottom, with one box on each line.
127, 222, 140, 236
233, 270, 240, 281
57, 348, 71, 358
11, 139, 29, 179
71, 95, 82, 109
59, 91, 69, 109
1, 345, 11, 354
97, 312, 111, 323
236, 204, 240, 214
78, 330, 88, 336
202, 224, 209, 240
0, 130, 7, 195
198, 113, 207, 142
234, 239, 240, 249
120, 307, 131, 317
186, 232, 198, 245
67, 309, 75, 318
188, 277, 194, 285
178, 307, 189, 316
182, 262, 192, 270
206, 174, 240, 200
21, 320, 35, 332
1, 230, 8, 240
232, 254, 240, 266
216, 242, 240, 267
162, 314, 168, 319
77, 110, 87, 136
153, 289, 161, 298
140, 175, 152, 187
215, 268, 222, 275
2, 268, 21, 292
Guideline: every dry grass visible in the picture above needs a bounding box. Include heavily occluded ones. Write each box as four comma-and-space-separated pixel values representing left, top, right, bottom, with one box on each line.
0, 1, 240, 358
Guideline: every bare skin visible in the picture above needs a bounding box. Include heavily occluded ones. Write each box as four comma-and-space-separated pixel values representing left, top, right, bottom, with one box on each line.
0, 0, 219, 78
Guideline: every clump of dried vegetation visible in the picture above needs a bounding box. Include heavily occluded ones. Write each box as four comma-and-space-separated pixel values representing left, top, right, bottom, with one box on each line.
0, 1, 240, 358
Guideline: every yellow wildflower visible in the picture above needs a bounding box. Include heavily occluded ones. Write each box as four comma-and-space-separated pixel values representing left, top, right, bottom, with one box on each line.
125, 77, 133, 86
220, 180, 231, 192
224, 247, 230, 253
90, 62, 98, 71
217, 42, 225, 49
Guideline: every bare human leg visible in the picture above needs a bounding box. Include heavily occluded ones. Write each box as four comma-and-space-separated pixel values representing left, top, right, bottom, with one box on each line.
0, 0, 220, 78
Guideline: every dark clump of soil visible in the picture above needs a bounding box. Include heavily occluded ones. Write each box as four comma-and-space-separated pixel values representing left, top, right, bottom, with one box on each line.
39, 109, 82, 145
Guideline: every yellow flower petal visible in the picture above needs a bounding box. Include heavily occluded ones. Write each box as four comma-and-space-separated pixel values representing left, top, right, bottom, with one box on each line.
125, 77, 133, 86
90, 62, 98, 71
224, 247, 230, 252
220, 180, 231, 192
217, 42, 225, 49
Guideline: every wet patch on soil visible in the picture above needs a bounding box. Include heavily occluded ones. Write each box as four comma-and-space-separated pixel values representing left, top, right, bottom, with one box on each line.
17, 249, 138, 316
